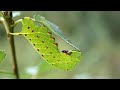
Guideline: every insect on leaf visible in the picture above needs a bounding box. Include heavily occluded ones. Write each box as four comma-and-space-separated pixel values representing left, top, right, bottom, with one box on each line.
12, 16, 81, 70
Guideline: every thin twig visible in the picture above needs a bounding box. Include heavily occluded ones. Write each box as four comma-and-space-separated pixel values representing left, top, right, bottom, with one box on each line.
11, 19, 22, 28
1, 11, 20, 79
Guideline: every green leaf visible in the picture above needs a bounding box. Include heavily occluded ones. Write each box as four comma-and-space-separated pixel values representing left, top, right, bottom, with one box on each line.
33, 15, 80, 51
11, 16, 81, 70
0, 50, 6, 64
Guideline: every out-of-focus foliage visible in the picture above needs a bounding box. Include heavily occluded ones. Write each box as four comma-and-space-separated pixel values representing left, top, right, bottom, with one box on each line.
0, 50, 6, 63
0, 11, 120, 79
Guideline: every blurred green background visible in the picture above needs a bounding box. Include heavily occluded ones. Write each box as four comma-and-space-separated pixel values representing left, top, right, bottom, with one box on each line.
0, 11, 120, 79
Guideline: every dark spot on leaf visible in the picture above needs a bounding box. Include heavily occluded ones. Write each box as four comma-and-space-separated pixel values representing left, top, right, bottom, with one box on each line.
41, 55, 44, 57
28, 27, 30, 29
53, 56, 55, 58
29, 39, 31, 41
46, 46, 48, 49
25, 34, 27, 36
51, 37, 55, 40
55, 43, 58, 46
50, 52, 52, 54
67, 69, 69, 70
19, 34, 22, 35
48, 32, 52, 34
52, 37, 55, 40
37, 35, 39, 38
37, 49, 39, 51
42, 41, 44, 43
33, 44, 35, 46
32, 30, 34, 32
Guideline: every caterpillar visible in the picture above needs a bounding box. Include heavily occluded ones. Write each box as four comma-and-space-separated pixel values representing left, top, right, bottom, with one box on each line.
11, 16, 81, 70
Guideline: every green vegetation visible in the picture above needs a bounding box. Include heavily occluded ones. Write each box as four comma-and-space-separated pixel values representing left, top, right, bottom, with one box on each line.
0, 11, 120, 79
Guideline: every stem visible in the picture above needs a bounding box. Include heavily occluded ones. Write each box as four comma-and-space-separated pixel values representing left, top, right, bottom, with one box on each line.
11, 19, 22, 28
1, 11, 20, 79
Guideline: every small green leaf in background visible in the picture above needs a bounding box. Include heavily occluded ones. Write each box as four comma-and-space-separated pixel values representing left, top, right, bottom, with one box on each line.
0, 50, 6, 64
